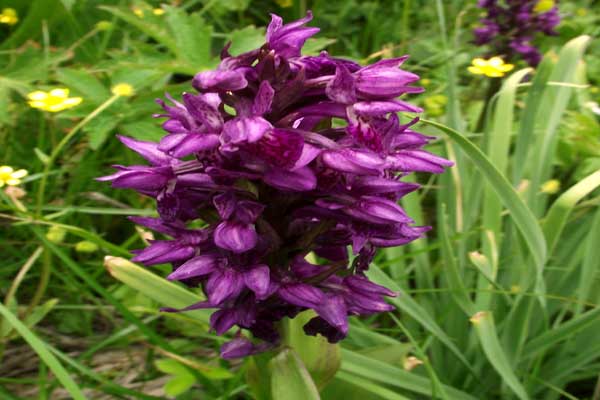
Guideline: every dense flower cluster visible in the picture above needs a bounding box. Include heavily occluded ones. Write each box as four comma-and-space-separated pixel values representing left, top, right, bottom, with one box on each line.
474, 0, 560, 66
100, 12, 452, 358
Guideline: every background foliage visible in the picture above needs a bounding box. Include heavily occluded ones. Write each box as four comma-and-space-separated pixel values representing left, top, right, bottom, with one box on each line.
1, 0, 600, 398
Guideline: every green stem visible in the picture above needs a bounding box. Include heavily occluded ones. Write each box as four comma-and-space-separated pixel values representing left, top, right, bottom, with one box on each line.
35, 94, 121, 216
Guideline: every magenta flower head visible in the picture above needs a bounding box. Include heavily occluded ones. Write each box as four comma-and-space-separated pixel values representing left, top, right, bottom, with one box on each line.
100, 12, 452, 358
473, 0, 561, 66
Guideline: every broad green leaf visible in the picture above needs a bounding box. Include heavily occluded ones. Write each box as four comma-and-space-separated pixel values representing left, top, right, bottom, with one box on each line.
0, 303, 86, 400
482, 68, 532, 252
164, 6, 213, 68
283, 312, 341, 389
270, 348, 321, 400
470, 312, 529, 400
542, 169, 600, 253
528, 35, 591, 213
227, 26, 266, 56
340, 350, 477, 400
367, 264, 475, 374
120, 120, 165, 142
439, 204, 476, 315
334, 372, 411, 400
576, 208, 600, 313
421, 119, 547, 270
104, 256, 210, 323
522, 305, 600, 360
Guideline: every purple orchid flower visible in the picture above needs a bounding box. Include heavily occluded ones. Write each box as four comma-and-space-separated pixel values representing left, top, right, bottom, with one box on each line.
101, 11, 452, 358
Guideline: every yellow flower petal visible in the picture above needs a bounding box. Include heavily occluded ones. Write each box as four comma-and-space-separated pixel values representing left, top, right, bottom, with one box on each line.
468, 66, 484, 75
153, 8, 165, 15
11, 169, 28, 179
62, 97, 83, 106
6, 178, 21, 186
49, 88, 69, 98
488, 57, 505, 67
472, 58, 487, 67
27, 91, 48, 101
0, 166, 14, 174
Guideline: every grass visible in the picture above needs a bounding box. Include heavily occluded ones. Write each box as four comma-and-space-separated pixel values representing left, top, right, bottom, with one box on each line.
1, 0, 600, 399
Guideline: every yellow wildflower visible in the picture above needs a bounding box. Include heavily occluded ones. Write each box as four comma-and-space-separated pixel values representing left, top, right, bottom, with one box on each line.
153, 8, 165, 15
533, 0, 555, 13
111, 83, 135, 97
27, 89, 83, 112
275, 0, 293, 7
468, 57, 514, 78
132, 6, 144, 17
0, 166, 28, 187
576, 8, 587, 17
541, 179, 560, 194
0, 8, 18, 25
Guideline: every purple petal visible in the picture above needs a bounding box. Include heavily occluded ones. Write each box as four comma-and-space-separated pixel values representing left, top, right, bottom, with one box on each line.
182, 93, 223, 131
117, 135, 170, 166
213, 191, 236, 220
386, 149, 454, 174
220, 337, 255, 359
316, 295, 348, 335
214, 221, 258, 253
278, 283, 324, 308
345, 196, 413, 224
253, 81, 275, 115
210, 309, 238, 335
221, 117, 272, 146
321, 149, 385, 175
344, 275, 396, 297
244, 265, 270, 299
353, 100, 423, 116
326, 65, 356, 104
193, 70, 248, 92
205, 268, 244, 305
264, 166, 317, 191
131, 241, 195, 265
167, 254, 219, 280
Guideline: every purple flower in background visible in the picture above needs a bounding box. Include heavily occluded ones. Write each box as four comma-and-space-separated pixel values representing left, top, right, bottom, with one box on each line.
101, 12, 452, 359
473, 0, 561, 66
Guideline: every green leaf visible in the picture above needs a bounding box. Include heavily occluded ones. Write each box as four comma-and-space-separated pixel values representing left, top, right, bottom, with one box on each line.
421, 119, 547, 270
366, 265, 475, 374
164, 6, 213, 68
528, 35, 591, 213
104, 256, 210, 324
227, 26, 266, 56
270, 348, 321, 400
99, 5, 177, 52
84, 116, 119, 150
155, 359, 197, 397
282, 311, 341, 389
55, 68, 111, 103
340, 349, 477, 400
542, 169, 600, 253
120, 120, 165, 142
470, 312, 529, 400
0, 303, 86, 400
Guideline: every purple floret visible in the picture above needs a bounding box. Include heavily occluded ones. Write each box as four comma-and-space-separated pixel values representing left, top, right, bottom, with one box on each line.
100, 12, 452, 358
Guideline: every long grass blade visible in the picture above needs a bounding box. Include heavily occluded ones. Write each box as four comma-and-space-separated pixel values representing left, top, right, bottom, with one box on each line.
0, 303, 86, 400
